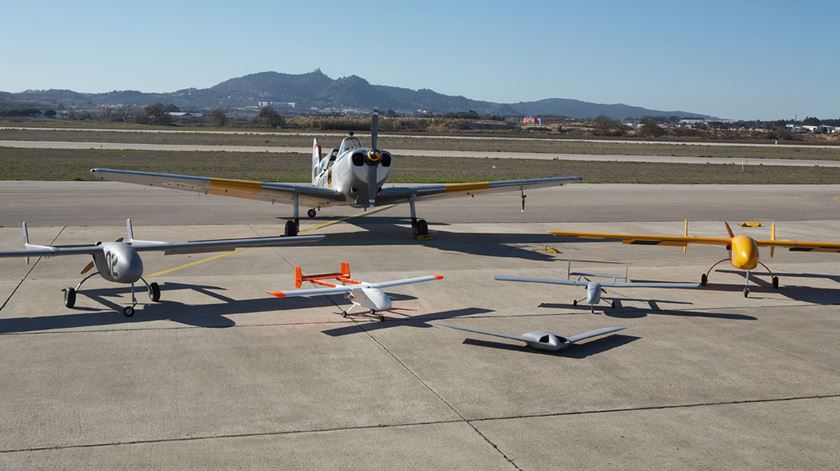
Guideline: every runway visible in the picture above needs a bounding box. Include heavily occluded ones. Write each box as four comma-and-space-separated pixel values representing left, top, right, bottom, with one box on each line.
1, 182, 840, 468
2, 139, 839, 168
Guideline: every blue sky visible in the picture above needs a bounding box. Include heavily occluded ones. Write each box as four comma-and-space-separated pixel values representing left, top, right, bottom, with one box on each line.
1, 0, 837, 119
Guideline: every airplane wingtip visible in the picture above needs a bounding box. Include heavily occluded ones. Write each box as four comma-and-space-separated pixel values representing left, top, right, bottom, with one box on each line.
434, 274, 444, 280
266, 290, 286, 298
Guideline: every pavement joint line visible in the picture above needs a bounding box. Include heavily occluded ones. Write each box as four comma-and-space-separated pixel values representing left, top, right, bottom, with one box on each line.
468, 393, 840, 425
0, 226, 66, 311
145, 204, 396, 279
2, 393, 838, 456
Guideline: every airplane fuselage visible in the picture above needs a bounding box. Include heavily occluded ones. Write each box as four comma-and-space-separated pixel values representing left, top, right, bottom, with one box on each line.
730, 235, 760, 270
312, 138, 393, 207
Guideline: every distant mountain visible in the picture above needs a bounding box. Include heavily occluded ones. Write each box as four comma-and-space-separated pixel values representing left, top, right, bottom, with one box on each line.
1, 70, 712, 119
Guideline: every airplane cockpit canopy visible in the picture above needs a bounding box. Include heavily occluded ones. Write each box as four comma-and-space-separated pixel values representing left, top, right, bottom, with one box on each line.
339, 137, 363, 154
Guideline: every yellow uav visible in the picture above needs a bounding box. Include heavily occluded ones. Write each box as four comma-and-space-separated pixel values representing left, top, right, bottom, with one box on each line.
550, 221, 840, 297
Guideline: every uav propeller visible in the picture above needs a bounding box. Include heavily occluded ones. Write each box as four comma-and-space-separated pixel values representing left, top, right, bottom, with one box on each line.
80, 237, 123, 274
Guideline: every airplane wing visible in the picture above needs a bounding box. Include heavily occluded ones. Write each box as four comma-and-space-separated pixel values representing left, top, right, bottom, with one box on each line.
437, 323, 531, 343
266, 285, 354, 298
566, 326, 625, 344
755, 239, 840, 253
366, 274, 444, 289
129, 235, 323, 255
494, 274, 589, 286
0, 245, 102, 258
377, 176, 581, 204
549, 230, 730, 246
90, 168, 347, 207
597, 281, 701, 288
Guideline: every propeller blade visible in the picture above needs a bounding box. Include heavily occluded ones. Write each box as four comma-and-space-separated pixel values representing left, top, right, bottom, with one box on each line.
115, 237, 124, 243
724, 221, 735, 238
367, 163, 377, 207
80, 260, 95, 275
370, 113, 379, 149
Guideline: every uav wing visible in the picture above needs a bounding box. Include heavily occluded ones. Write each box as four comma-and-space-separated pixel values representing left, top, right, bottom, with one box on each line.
130, 235, 323, 255
437, 323, 531, 343
549, 230, 729, 247
756, 239, 840, 253
566, 326, 625, 344
267, 285, 354, 298
596, 280, 700, 288
0, 223, 102, 259
91, 168, 347, 207
366, 274, 444, 289
377, 176, 581, 204
494, 274, 588, 286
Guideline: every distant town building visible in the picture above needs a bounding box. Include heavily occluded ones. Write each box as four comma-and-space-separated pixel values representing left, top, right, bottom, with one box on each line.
522, 116, 543, 125
257, 101, 296, 110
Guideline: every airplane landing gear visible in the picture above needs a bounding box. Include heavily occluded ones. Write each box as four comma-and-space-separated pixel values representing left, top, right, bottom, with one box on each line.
285, 192, 300, 236
743, 288, 750, 298
772, 276, 779, 289
123, 306, 135, 317
63, 287, 76, 308
307, 208, 317, 218
408, 194, 429, 237
141, 277, 161, 302
700, 273, 708, 286
284, 220, 299, 237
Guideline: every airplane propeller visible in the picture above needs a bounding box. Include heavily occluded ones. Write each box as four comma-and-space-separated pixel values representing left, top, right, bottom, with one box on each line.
366, 113, 381, 207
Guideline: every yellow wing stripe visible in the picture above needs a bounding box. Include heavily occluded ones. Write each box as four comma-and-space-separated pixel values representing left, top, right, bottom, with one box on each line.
549, 231, 731, 246
208, 178, 262, 199
444, 182, 491, 193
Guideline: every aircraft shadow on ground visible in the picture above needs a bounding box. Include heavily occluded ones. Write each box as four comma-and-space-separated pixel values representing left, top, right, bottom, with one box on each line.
537, 302, 756, 320
321, 307, 494, 337
0, 282, 418, 333
460, 334, 640, 358
712, 269, 840, 304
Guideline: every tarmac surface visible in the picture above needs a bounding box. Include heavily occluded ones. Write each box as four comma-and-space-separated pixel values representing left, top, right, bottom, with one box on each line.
2, 139, 839, 168
2, 182, 840, 469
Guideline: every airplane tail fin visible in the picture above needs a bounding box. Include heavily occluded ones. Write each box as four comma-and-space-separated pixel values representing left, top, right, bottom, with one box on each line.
312, 139, 322, 184
126, 218, 135, 242
770, 222, 776, 257
22, 222, 31, 264
294, 266, 303, 288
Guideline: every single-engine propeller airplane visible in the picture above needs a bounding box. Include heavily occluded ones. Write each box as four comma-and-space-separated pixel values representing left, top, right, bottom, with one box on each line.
550, 220, 840, 297
267, 262, 443, 321
0, 219, 322, 316
91, 114, 581, 238
439, 323, 625, 352
494, 272, 699, 313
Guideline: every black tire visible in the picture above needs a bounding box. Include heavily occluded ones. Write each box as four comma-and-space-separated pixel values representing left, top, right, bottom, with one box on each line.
123, 306, 135, 317
64, 288, 76, 308
772, 276, 779, 290
743, 288, 750, 298
284, 220, 299, 237
149, 282, 161, 302
572, 299, 578, 306
414, 219, 429, 236
700, 273, 708, 286
610, 300, 616, 308
307, 208, 317, 218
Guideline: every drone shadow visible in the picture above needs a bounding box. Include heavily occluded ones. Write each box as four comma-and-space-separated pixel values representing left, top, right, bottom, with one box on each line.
461, 334, 639, 358
537, 302, 756, 320
321, 307, 494, 337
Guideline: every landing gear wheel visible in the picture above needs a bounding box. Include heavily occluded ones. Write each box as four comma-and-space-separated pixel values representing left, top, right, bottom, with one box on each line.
700, 273, 708, 286
284, 220, 299, 237
572, 300, 578, 306
63, 287, 76, 308
413, 219, 429, 237
743, 288, 750, 298
149, 282, 161, 302
378, 315, 385, 322
610, 300, 616, 308
307, 208, 317, 218
123, 306, 135, 317
772, 276, 779, 290
342, 311, 348, 318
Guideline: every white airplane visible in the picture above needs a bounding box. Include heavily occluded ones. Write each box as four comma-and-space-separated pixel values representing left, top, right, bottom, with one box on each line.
266, 262, 443, 321
494, 273, 699, 313
0, 219, 322, 316
91, 114, 581, 237
439, 323, 625, 352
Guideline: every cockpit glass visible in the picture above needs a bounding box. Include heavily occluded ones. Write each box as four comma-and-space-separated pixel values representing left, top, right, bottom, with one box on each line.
340, 137, 362, 152
539, 335, 550, 343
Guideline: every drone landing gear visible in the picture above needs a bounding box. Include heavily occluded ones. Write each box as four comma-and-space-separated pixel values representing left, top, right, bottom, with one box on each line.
700, 258, 730, 286
341, 304, 385, 321
307, 208, 317, 218
63, 271, 100, 308
409, 194, 431, 239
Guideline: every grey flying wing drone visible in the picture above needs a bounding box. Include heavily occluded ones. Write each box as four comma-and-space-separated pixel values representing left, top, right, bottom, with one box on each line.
0, 219, 322, 316
439, 323, 625, 352
494, 272, 699, 313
